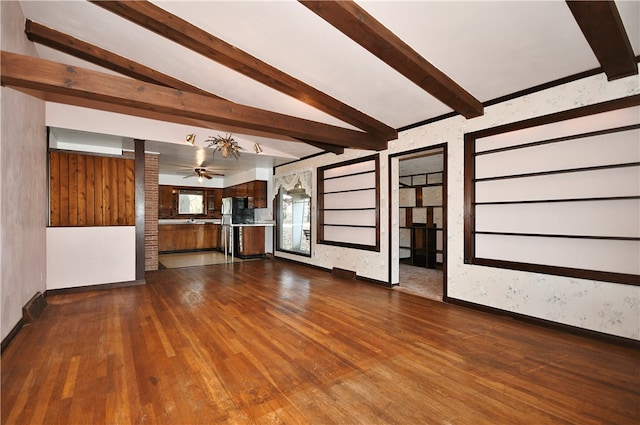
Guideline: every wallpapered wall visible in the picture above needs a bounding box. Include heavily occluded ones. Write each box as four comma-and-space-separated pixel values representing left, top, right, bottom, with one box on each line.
275, 150, 390, 283
275, 72, 640, 340
1, 1, 48, 340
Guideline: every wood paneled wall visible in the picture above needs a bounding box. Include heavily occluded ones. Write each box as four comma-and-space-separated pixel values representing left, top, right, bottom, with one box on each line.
49, 151, 135, 226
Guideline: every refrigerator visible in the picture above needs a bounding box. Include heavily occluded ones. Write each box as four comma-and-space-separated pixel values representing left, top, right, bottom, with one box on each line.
221, 197, 255, 258
221, 197, 254, 224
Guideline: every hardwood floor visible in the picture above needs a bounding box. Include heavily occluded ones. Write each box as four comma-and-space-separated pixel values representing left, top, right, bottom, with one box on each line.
2, 260, 638, 424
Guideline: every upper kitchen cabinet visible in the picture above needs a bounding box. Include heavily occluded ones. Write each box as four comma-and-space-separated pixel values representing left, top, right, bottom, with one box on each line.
207, 189, 223, 219
159, 185, 223, 219
251, 180, 267, 208
224, 180, 268, 208
159, 185, 177, 218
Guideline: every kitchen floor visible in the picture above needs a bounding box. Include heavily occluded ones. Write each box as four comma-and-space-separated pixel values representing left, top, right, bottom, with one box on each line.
158, 251, 259, 269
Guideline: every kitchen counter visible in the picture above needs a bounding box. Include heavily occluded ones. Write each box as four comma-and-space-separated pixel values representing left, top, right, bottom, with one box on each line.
159, 219, 221, 225
229, 222, 274, 227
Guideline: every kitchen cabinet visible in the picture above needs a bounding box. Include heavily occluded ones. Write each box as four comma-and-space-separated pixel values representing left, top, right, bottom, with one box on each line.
236, 225, 265, 258
159, 224, 220, 252
159, 186, 177, 218
159, 185, 223, 219
223, 180, 268, 208
159, 224, 178, 252
251, 180, 267, 208
224, 183, 248, 198
206, 188, 223, 218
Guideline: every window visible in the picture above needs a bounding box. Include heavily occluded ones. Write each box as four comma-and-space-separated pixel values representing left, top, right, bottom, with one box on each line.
178, 189, 204, 215
464, 97, 640, 285
317, 154, 380, 251
276, 181, 311, 256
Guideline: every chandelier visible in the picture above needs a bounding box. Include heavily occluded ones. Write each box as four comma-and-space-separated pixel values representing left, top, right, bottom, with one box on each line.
206, 134, 244, 159
185, 133, 244, 159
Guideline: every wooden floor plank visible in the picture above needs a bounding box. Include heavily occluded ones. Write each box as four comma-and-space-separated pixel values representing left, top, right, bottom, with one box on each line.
2, 259, 638, 424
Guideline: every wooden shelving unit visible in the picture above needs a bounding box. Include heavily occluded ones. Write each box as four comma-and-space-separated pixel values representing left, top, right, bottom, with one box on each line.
399, 171, 443, 269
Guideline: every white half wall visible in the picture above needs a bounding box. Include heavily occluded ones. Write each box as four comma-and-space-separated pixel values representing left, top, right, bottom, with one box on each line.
46, 227, 136, 290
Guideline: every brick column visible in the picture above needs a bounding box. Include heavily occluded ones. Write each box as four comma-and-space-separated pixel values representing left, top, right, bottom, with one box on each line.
145, 153, 159, 271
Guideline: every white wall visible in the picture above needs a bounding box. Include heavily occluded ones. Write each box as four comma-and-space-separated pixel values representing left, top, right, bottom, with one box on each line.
391, 73, 640, 340
1, 1, 48, 340
46, 227, 136, 289
159, 173, 224, 188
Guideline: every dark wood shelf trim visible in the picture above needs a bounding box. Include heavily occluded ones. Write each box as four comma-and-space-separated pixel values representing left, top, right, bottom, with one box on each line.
474, 231, 639, 242
474, 162, 639, 183
320, 207, 377, 212
320, 187, 376, 195
322, 224, 376, 229
470, 258, 640, 286
476, 123, 640, 156
322, 169, 376, 181
317, 240, 380, 252
475, 195, 640, 205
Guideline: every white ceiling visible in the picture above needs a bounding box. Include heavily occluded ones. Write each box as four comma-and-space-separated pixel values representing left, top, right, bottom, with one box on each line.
15, 1, 640, 177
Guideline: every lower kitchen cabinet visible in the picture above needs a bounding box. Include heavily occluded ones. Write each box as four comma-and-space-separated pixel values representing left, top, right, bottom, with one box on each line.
159, 224, 220, 252
236, 226, 265, 258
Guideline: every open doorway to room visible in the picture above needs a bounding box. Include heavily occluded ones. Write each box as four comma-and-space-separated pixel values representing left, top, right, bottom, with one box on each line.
390, 145, 446, 301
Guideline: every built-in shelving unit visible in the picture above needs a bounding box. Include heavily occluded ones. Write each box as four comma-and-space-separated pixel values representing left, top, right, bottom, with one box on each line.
317, 154, 380, 251
399, 171, 443, 268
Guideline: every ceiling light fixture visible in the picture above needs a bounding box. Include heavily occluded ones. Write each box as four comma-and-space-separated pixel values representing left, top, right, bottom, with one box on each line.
253, 143, 263, 154
206, 134, 244, 159
185, 133, 196, 146
287, 179, 310, 199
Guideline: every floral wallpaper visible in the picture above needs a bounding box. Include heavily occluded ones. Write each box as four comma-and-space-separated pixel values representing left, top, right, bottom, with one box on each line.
394, 73, 640, 340
276, 72, 640, 340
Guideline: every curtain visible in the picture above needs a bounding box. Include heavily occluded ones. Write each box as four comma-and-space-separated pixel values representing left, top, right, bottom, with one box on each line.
273, 170, 312, 199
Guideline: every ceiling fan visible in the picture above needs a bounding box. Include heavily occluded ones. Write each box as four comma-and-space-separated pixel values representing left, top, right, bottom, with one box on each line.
183, 168, 224, 180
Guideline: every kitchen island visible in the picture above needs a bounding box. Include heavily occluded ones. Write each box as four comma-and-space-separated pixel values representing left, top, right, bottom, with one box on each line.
228, 222, 274, 259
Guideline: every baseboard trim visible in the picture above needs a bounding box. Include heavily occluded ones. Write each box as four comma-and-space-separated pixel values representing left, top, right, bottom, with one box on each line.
445, 296, 640, 348
332, 267, 356, 280
273, 257, 390, 287
1, 318, 25, 354
22, 291, 47, 323
46, 278, 146, 296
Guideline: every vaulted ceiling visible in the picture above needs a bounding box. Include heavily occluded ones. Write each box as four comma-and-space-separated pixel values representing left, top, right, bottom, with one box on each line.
2, 1, 639, 175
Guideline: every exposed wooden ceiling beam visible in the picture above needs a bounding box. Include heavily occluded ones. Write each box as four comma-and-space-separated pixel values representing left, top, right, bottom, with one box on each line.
90, 0, 397, 141
299, 0, 483, 119
297, 139, 345, 155
24, 19, 337, 155
24, 19, 219, 99
1, 51, 385, 150
566, 1, 637, 81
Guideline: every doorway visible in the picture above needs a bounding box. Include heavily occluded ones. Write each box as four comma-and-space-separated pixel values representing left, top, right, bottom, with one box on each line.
389, 145, 447, 301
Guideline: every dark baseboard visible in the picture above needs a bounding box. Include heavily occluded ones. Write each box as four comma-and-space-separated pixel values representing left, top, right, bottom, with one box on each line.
3, 280, 146, 354
445, 296, 640, 349
22, 291, 47, 323
1, 318, 25, 354
332, 267, 356, 280
45, 278, 146, 296
274, 256, 390, 287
